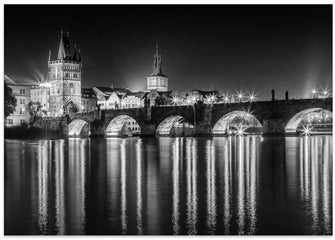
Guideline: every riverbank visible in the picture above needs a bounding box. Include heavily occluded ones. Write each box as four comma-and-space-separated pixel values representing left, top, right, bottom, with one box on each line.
4, 126, 63, 139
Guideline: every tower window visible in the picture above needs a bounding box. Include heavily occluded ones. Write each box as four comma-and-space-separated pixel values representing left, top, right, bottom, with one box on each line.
70, 83, 74, 94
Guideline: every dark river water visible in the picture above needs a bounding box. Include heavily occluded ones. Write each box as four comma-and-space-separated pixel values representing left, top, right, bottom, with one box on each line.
4, 136, 332, 235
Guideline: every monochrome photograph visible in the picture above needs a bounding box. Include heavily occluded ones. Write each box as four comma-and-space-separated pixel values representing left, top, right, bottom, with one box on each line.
4, 4, 332, 235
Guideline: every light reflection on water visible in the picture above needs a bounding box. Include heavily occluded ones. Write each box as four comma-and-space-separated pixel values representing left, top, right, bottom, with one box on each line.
4, 135, 332, 235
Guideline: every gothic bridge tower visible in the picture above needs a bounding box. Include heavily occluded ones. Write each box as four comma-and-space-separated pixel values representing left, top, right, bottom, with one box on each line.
147, 43, 168, 91
48, 30, 82, 117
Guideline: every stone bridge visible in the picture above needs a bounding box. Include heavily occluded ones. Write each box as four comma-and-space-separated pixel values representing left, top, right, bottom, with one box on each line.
62, 98, 332, 137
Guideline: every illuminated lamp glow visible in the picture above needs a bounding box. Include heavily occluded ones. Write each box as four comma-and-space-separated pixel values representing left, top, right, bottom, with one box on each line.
301, 125, 314, 136
236, 125, 247, 136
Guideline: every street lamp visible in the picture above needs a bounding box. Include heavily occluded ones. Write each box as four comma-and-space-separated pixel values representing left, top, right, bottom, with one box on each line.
224, 96, 229, 103
236, 90, 245, 102
248, 92, 257, 102
205, 94, 217, 104
311, 88, 317, 98
171, 96, 179, 106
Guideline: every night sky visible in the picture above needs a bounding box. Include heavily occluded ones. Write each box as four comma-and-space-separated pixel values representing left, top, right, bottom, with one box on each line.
5, 5, 332, 100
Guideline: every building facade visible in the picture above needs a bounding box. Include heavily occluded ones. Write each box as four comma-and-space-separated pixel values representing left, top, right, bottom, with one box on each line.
5, 75, 34, 127
30, 84, 50, 115
81, 88, 97, 112
147, 43, 168, 91
48, 31, 82, 117
93, 86, 129, 110
121, 92, 148, 109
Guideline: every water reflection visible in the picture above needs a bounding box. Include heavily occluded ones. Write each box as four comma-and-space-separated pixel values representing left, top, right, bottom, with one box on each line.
299, 136, 332, 235
136, 139, 143, 235
236, 136, 258, 235
37, 141, 50, 234
4, 135, 332, 235
106, 138, 121, 232
215, 137, 232, 234
186, 138, 198, 235
120, 140, 127, 234
67, 138, 88, 234
206, 140, 216, 234
55, 140, 65, 234
172, 138, 182, 235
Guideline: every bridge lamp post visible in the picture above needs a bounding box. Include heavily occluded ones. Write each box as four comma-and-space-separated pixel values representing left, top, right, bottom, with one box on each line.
236, 91, 245, 103
321, 87, 330, 99
311, 88, 317, 99
248, 92, 257, 103
171, 96, 179, 106
210, 94, 216, 104
323, 90, 328, 98
224, 96, 229, 104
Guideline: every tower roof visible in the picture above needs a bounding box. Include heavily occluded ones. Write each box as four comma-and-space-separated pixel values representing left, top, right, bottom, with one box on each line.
55, 30, 80, 61
151, 42, 167, 77
73, 43, 81, 61
57, 30, 71, 60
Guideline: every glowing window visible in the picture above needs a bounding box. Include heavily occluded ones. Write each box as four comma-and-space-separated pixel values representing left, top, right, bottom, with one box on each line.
70, 83, 74, 94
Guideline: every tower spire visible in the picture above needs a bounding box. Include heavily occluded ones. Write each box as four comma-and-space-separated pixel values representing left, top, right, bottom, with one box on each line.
48, 50, 51, 62
156, 41, 159, 60
57, 30, 65, 60
152, 41, 163, 76
57, 30, 71, 60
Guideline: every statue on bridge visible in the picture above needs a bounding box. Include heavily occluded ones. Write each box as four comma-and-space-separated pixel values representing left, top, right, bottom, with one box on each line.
285, 91, 289, 100
271, 89, 275, 101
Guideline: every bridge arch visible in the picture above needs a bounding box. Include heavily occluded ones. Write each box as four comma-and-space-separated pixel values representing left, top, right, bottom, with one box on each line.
68, 119, 90, 137
106, 114, 141, 137
213, 110, 263, 135
285, 108, 332, 134
64, 98, 79, 114
156, 115, 195, 136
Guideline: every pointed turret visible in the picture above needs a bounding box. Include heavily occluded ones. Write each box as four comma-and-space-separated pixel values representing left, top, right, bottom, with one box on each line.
57, 30, 71, 60
48, 50, 51, 62
78, 49, 81, 61
151, 42, 164, 76
73, 43, 80, 61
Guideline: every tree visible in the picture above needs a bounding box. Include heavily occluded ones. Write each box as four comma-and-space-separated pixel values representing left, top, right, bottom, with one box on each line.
155, 95, 169, 106
4, 82, 17, 122
28, 101, 42, 126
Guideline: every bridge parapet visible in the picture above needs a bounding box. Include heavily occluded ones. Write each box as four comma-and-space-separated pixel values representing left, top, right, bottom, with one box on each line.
151, 105, 196, 126
62, 97, 332, 136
